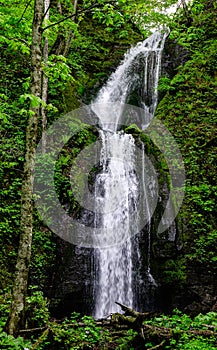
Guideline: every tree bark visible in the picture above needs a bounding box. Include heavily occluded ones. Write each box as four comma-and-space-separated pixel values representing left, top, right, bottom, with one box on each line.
63, 0, 78, 56
41, 0, 50, 152
6, 0, 44, 336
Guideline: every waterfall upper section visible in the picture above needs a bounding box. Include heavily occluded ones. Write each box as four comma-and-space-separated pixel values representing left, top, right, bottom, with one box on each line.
92, 30, 168, 132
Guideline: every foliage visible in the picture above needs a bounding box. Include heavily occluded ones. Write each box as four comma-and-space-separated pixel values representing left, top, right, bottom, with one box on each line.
0, 307, 216, 349
0, 331, 32, 350
82, 0, 178, 34
145, 309, 217, 349
161, 259, 187, 284
0, 295, 28, 348
47, 313, 109, 350
19, 312, 111, 350
146, 309, 217, 329
0, 291, 12, 326
25, 288, 50, 328
158, 76, 175, 93
115, 329, 137, 349
155, 0, 217, 277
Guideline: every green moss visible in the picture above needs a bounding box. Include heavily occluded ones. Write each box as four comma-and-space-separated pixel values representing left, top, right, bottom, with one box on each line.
62, 81, 82, 113
125, 124, 142, 135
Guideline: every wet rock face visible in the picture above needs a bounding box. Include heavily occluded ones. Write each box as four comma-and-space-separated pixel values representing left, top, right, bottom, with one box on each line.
183, 265, 217, 315
49, 240, 95, 318
161, 38, 190, 79
155, 266, 217, 316
158, 38, 190, 102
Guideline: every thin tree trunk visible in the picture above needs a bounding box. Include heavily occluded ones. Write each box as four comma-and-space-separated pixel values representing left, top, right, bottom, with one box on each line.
41, 0, 50, 152
63, 0, 78, 56
6, 0, 43, 336
52, 1, 64, 55
52, 0, 77, 57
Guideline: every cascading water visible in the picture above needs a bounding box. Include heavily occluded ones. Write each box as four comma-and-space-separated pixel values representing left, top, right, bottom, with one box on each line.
93, 131, 137, 318
92, 31, 168, 318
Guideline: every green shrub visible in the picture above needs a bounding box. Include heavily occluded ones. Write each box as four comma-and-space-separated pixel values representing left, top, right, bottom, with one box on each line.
25, 288, 50, 328
0, 331, 32, 350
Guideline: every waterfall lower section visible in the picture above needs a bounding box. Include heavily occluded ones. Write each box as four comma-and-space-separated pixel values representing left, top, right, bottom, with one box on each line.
94, 243, 133, 318
91, 31, 168, 318
93, 132, 138, 318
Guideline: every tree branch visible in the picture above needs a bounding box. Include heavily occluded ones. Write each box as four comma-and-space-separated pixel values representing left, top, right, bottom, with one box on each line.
42, 13, 76, 32
17, 0, 32, 24
148, 340, 166, 350
5, 37, 30, 48
19, 326, 47, 333
42, 2, 110, 32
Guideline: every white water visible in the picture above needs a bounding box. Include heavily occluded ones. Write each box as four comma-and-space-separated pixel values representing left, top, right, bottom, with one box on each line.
92, 31, 167, 318
93, 131, 138, 317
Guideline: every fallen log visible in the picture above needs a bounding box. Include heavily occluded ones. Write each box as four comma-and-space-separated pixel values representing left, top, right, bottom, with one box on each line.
115, 301, 159, 340
115, 301, 156, 319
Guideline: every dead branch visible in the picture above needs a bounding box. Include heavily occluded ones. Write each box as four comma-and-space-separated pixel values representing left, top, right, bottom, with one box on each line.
148, 340, 166, 350
115, 301, 155, 318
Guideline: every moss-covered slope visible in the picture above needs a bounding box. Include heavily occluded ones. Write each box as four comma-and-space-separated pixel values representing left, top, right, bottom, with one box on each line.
155, 0, 217, 312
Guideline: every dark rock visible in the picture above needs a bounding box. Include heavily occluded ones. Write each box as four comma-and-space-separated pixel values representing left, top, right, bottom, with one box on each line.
161, 38, 190, 79
49, 240, 95, 318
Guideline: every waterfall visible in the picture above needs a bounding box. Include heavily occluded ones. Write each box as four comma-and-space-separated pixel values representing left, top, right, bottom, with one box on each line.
93, 131, 138, 318
91, 31, 167, 318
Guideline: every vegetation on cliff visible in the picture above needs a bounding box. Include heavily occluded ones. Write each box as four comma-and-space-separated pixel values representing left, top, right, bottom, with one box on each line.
155, 0, 217, 298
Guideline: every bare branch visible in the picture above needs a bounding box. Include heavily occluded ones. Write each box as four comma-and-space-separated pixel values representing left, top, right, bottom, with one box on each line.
42, 2, 102, 32
17, 0, 32, 24
42, 13, 76, 32
5, 37, 30, 47
148, 340, 166, 350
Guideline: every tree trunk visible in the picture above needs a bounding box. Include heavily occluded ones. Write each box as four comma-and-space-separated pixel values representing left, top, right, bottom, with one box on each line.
6, 0, 44, 336
41, 0, 50, 152
63, 0, 78, 56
